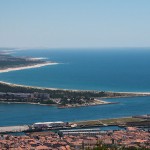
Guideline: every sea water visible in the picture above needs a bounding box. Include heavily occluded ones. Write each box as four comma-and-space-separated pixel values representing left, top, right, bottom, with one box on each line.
0, 96, 150, 126
0, 48, 150, 126
0, 48, 150, 92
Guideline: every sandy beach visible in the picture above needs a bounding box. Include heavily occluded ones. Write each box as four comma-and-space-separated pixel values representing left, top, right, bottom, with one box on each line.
1, 80, 150, 95
0, 81, 59, 91
58, 99, 116, 109
0, 62, 59, 73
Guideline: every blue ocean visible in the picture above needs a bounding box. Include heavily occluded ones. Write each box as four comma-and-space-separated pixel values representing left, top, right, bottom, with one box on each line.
0, 48, 150, 126
0, 48, 150, 92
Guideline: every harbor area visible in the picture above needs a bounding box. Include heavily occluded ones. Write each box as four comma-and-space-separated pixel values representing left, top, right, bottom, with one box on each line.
0, 115, 149, 149
0, 115, 149, 134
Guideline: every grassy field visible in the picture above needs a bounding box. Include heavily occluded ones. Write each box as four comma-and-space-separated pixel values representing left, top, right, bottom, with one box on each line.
72, 117, 145, 126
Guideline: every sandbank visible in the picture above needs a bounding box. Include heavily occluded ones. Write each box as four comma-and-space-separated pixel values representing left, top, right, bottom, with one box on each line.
0, 80, 150, 95
0, 62, 59, 73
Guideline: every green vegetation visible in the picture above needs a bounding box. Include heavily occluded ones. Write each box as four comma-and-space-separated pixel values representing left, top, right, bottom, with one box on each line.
0, 53, 147, 106
0, 54, 45, 69
0, 81, 147, 106
0, 82, 109, 105
73, 117, 145, 127
0, 81, 132, 99
0, 82, 108, 98
85, 141, 150, 150
87, 145, 150, 150
40, 100, 56, 105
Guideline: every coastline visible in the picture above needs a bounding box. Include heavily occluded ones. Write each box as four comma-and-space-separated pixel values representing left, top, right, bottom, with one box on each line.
58, 99, 117, 109
0, 62, 59, 73
0, 100, 114, 108
0, 101, 57, 106
0, 80, 150, 95
0, 80, 59, 91
0, 60, 150, 94
0, 63, 150, 109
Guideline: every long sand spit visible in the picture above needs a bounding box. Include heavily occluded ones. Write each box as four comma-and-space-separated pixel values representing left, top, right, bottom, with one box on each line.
0, 62, 59, 73
0, 81, 150, 96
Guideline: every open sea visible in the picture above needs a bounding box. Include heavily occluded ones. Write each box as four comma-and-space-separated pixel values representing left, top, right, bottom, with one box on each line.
0, 48, 150, 92
0, 48, 150, 126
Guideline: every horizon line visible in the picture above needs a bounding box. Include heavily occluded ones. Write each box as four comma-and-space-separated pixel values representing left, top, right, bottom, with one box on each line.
1, 46, 150, 50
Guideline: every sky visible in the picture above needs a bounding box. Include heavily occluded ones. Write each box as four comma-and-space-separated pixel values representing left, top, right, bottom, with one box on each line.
0, 0, 150, 48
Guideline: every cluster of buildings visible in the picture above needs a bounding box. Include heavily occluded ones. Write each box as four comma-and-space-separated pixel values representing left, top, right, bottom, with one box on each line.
98, 127, 150, 148
0, 92, 51, 101
33, 121, 65, 129
0, 127, 149, 150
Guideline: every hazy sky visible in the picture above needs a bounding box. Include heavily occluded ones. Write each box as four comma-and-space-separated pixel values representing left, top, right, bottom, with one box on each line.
0, 0, 150, 48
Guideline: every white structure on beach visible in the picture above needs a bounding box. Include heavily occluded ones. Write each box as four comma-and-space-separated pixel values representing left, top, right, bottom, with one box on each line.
33, 121, 64, 128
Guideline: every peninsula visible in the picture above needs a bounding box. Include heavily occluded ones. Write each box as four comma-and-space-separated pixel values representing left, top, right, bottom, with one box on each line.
0, 51, 150, 108
0, 81, 150, 108
0, 51, 57, 73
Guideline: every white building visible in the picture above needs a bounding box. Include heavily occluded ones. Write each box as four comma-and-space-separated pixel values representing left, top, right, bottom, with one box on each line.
33, 121, 64, 128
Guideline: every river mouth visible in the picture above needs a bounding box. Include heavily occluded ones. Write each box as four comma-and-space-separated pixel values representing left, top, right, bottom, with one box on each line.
0, 96, 150, 126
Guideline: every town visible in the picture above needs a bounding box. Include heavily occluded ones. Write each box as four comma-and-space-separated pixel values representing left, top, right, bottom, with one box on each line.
0, 82, 149, 108
0, 81, 115, 107
0, 127, 149, 150
0, 91, 108, 107
0, 115, 149, 149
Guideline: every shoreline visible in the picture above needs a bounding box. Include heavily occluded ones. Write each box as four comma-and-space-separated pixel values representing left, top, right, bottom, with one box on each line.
71, 116, 149, 127
0, 62, 59, 73
0, 80, 150, 95
0, 60, 150, 94
0, 101, 57, 106
0, 100, 115, 108
57, 102, 118, 109
0, 116, 148, 128
0, 99, 116, 108
58, 99, 118, 109
0, 80, 59, 91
